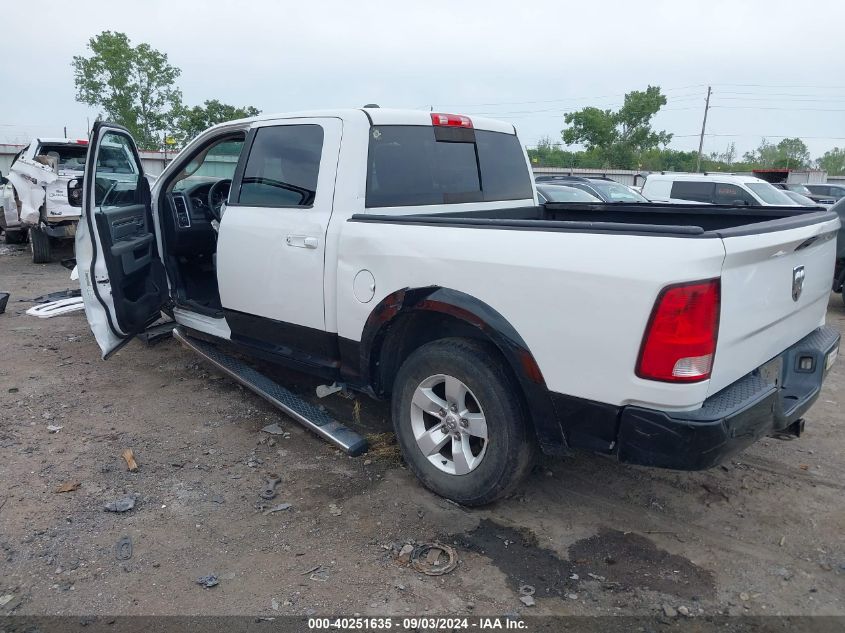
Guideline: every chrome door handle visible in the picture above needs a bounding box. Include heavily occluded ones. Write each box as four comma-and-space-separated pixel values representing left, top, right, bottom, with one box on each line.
285, 235, 319, 249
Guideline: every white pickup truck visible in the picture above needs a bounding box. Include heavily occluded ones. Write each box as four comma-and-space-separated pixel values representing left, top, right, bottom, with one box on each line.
70, 110, 840, 505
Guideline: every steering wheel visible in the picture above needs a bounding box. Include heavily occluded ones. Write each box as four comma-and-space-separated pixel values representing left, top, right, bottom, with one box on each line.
207, 179, 232, 223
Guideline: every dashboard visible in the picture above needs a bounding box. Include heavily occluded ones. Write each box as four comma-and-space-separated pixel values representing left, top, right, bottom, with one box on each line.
164, 178, 222, 256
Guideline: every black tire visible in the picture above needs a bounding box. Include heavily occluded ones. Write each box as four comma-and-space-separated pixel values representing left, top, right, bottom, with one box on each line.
391, 338, 536, 506
4, 229, 26, 244
29, 226, 51, 263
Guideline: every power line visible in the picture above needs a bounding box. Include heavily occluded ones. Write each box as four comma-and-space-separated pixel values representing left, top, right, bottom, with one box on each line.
710, 105, 845, 112
423, 84, 708, 109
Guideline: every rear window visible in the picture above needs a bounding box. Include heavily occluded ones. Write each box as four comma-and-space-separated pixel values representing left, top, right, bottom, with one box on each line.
38, 143, 88, 172
670, 181, 714, 203
365, 126, 532, 208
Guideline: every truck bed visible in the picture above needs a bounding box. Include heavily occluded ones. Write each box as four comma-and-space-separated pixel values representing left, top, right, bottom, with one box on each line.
352, 202, 838, 238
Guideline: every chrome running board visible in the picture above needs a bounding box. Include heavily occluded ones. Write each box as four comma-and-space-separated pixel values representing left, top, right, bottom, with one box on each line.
173, 327, 368, 456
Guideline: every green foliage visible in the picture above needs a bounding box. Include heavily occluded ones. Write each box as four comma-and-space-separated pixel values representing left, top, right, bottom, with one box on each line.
561, 86, 672, 167
816, 147, 845, 175
173, 99, 261, 145
742, 137, 810, 169
72, 31, 182, 149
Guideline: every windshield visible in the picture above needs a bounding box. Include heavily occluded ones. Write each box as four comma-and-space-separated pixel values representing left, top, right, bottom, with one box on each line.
786, 183, 811, 195
783, 191, 816, 206
37, 143, 87, 172
592, 182, 648, 202
540, 186, 601, 203
746, 182, 794, 205
172, 138, 244, 191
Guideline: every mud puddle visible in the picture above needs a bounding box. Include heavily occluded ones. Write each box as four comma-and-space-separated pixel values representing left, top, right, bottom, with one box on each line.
454, 520, 715, 602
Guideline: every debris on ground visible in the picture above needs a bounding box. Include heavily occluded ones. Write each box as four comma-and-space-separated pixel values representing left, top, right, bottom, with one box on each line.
677, 605, 691, 617
261, 423, 285, 435
260, 475, 281, 500
409, 543, 458, 576
0, 292, 9, 314
196, 575, 219, 588
662, 604, 678, 618
46, 425, 63, 433
518, 584, 535, 596
104, 496, 136, 513
328, 503, 342, 516
25, 297, 85, 318
271, 598, 280, 611
519, 595, 535, 607
310, 567, 330, 582
21, 288, 81, 304
54, 481, 80, 493
365, 432, 401, 462
263, 502, 292, 515
397, 544, 414, 564
121, 448, 139, 472
0, 595, 15, 607
114, 536, 133, 561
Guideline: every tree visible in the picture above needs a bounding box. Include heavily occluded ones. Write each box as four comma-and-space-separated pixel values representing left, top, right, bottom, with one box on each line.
73, 31, 182, 149
816, 147, 845, 175
561, 86, 672, 168
776, 138, 810, 169
743, 137, 809, 169
173, 100, 261, 145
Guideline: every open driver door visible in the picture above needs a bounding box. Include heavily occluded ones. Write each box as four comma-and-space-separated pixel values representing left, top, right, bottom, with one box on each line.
74, 121, 168, 358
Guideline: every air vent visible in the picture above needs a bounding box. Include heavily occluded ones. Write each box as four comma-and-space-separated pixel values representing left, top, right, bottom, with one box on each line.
173, 194, 191, 228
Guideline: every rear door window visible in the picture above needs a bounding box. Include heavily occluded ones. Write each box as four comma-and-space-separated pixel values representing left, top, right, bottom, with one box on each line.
366, 126, 532, 207
670, 181, 714, 203
713, 183, 757, 205
237, 125, 324, 208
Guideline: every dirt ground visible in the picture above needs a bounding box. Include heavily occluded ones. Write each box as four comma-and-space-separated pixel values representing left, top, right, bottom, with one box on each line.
1, 241, 844, 619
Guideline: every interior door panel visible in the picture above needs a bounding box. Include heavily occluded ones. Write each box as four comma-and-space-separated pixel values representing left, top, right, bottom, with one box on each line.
87, 127, 167, 336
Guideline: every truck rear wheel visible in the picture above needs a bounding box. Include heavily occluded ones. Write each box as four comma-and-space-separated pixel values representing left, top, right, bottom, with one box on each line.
29, 226, 51, 263
391, 338, 536, 506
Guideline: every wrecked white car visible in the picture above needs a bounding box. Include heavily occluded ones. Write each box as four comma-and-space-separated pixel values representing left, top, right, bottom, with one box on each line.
2, 137, 138, 263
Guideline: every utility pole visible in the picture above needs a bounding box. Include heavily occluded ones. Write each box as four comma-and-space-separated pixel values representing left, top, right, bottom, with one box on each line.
696, 86, 712, 173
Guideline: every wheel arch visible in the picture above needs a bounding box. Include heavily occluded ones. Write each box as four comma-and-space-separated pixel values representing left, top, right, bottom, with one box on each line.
354, 286, 565, 452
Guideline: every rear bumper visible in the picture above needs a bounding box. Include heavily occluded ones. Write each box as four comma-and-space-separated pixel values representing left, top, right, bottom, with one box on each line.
42, 220, 78, 238
616, 326, 840, 470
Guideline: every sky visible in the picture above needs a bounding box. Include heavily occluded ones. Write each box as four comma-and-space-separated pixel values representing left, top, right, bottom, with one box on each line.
2, 0, 844, 160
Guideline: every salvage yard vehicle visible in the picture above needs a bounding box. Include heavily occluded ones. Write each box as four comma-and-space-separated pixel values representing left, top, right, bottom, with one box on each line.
773, 182, 835, 207
643, 173, 798, 207
71, 110, 840, 505
536, 184, 601, 203
3, 138, 89, 260
3, 137, 138, 263
535, 175, 648, 203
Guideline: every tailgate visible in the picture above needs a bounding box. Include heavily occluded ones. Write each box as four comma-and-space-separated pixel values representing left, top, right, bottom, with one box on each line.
709, 213, 840, 395
44, 175, 80, 220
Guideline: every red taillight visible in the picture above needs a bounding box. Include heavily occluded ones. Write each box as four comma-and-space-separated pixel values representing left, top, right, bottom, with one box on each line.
430, 113, 473, 128
76, 139, 89, 145
636, 279, 721, 383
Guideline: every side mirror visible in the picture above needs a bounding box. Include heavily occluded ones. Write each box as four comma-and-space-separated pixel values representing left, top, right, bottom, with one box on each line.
68, 178, 83, 207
